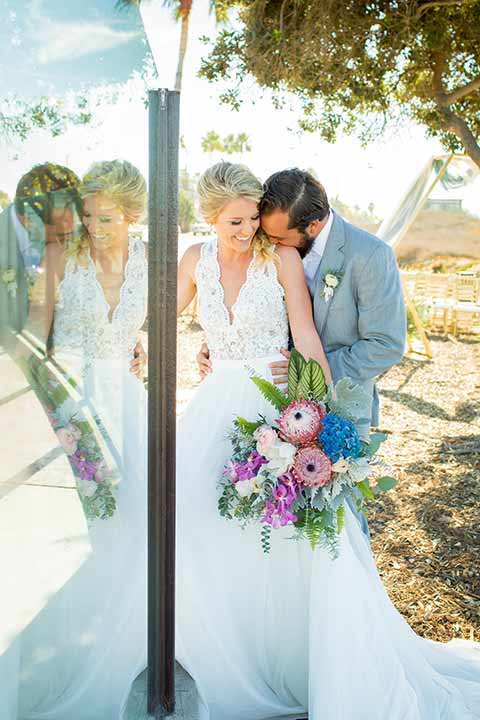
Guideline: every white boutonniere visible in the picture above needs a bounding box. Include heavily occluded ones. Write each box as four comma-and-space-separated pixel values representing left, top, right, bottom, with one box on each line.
1, 267, 18, 298
321, 270, 343, 302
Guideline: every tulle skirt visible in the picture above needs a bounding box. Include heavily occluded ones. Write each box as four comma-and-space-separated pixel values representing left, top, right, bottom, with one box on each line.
176, 355, 480, 720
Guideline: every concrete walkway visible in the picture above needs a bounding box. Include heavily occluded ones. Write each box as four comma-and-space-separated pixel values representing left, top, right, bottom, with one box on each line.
124, 666, 308, 720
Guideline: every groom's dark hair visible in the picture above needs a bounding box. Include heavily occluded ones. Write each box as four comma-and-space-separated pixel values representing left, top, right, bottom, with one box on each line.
260, 168, 329, 232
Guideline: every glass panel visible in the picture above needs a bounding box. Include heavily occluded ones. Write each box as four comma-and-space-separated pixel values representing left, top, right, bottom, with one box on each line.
0, 4, 150, 716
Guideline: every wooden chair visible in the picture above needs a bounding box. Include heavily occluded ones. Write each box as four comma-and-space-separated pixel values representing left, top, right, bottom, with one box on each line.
425, 274, 456, 334
451, 273, 480, 336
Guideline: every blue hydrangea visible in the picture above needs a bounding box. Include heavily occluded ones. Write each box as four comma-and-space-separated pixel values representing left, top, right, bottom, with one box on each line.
318, 412, 361, 462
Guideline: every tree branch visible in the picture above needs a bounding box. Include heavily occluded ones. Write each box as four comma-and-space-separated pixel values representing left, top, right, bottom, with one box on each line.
443, 77, 480, 105
417, 0, 477, 17
440, 105, 480, 167
432, 52, 447, 104
432, 51, 480, 168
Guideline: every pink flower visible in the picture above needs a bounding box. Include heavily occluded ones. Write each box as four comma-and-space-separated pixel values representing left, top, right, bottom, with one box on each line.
277, 400, 325, 445
94, 461, 108, 483
261, 498, 297, 528
293, 444, 332, 487
56, 423, 81, 456
254, 424, 278, 455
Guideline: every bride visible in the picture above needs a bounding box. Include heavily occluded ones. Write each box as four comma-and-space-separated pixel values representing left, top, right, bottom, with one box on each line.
176, 161, 480, 720
16, 160, 148, 720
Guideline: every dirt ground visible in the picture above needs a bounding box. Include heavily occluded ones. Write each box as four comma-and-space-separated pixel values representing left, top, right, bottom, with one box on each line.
177, 316, 480, 642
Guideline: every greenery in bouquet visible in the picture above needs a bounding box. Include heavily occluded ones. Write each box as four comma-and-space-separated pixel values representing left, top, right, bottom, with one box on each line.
218, 350, 397, 556
22, 355, 118, 521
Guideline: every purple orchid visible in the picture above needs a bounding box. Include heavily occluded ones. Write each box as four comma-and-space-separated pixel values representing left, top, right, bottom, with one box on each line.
278, 472, 298, 503
71, 451, 100, 483
234, 451, 268, 483
261, 499, 297, 529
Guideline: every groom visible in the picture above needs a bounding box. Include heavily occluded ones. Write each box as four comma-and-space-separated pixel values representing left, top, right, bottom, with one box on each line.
198, 169, 406, 536
199, 168, 405, 430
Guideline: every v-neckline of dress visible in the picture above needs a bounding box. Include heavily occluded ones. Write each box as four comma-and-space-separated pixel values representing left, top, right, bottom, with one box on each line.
212, 237, 256, 327
87, 235, 133, 324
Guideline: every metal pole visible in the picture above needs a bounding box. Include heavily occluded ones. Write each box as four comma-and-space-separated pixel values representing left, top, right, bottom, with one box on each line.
148, 88, 180, 716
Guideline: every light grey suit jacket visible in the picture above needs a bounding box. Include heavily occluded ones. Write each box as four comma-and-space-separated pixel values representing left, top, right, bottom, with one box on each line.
312, 212, 406, 429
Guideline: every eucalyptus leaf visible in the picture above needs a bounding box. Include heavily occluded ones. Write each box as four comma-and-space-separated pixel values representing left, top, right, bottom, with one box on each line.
363, 432, 388, 457
372, 476, 398, 494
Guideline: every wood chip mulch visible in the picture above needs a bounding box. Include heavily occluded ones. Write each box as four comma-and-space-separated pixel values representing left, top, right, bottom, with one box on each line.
177, 318, 480, 643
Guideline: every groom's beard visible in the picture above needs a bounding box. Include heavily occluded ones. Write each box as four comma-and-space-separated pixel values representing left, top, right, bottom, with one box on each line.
297, 231, 316, 259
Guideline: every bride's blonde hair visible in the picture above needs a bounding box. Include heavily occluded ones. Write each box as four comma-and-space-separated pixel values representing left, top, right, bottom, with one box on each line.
197, 162, 276, 265
66, 160, 146, 263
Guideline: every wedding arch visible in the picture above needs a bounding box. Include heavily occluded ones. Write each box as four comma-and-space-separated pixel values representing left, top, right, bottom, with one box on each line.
377, 154, 479, 356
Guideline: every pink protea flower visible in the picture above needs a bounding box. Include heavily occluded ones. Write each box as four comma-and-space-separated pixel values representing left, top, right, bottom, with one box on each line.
292, 444, 332, 487
277, 400, 325, 445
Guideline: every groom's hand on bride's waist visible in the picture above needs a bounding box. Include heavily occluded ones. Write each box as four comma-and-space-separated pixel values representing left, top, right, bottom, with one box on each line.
197, 342, 212, 379
269, 348, 290, 386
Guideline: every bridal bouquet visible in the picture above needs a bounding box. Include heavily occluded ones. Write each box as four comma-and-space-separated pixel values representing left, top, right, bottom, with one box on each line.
23, 356, 118, 521
218, 350, 396, 556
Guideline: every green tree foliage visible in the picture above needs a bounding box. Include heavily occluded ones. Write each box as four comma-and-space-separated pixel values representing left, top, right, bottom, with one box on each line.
0, 96, 93, 142
199, 0, 480, 168
178, 189, 195, 231
0, 191, 11, 210
201, 130, 251, 158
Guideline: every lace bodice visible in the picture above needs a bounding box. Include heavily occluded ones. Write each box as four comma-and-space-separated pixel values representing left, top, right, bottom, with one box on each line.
195, 238, 289, 361
53, 235, 147, 362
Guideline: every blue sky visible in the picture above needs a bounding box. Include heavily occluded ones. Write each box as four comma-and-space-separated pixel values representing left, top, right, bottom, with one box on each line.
0, 0, 146, 98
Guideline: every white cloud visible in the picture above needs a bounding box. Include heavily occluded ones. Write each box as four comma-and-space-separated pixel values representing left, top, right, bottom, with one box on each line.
28, 0, 141, 65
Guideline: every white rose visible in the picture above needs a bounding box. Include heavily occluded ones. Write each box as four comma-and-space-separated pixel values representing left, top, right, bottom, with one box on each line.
264, 440, 296, 476
325, 273, 339, 288
236, 478, 256, 498
332, 457, 350, 473
236, 472, 266, 498
79, 478, 98, 498
347, 457, 371, 484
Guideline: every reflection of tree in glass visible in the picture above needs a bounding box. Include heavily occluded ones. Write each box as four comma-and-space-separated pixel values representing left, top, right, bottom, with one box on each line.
0, 190, 10, 210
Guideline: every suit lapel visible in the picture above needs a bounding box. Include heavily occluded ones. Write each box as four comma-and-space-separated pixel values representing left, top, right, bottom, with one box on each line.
312, 212, 346, 336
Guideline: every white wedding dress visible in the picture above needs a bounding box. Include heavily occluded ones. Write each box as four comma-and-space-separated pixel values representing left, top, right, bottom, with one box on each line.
176, 238, 480, 720
11, 235, 148, 719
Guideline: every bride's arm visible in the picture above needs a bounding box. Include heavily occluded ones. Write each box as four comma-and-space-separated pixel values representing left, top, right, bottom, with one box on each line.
177, 243, 201, 316
276, 245, 333, 386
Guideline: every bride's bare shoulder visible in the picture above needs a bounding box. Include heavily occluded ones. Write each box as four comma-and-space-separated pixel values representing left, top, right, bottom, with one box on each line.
178, 242, 205, 275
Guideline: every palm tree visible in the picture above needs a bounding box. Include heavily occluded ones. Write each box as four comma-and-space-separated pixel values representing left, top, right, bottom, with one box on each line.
116, 0, 227, 92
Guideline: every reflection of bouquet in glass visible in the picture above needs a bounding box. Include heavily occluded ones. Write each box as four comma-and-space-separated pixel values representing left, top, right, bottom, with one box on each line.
1, 266, 18, 298
219, 350, 396, 557
24, 356, 118, 521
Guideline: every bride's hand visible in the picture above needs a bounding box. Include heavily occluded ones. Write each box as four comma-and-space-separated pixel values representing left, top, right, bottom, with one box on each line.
130, 341, 147, 378
197, 342, 212, 379
269, 347, 290, 386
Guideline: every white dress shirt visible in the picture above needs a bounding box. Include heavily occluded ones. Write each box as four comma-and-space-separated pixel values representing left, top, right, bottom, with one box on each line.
302, 210, 334, 294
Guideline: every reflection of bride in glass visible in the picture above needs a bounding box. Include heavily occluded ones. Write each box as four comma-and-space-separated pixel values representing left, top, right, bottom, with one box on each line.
18, 160, 148, 720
